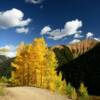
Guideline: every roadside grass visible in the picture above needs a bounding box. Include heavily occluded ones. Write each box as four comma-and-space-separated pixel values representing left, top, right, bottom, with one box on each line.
0, 83, 6, 96
0, 77, 8, 96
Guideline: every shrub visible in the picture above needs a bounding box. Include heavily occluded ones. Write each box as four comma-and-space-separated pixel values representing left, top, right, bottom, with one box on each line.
78, 83, 89, 100
65, 83, 77, 100
0, 77, 8, 83
0, 77, 7, 96
0, 83, 6, 96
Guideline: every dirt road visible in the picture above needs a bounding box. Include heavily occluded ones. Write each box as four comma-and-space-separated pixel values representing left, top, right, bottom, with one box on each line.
0, 87, 69, 100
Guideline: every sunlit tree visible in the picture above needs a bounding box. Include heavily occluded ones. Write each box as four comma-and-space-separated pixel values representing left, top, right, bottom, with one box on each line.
11, 37, 66, 94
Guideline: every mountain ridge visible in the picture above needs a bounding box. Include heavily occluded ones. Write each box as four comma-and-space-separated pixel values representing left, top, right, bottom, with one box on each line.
51, 39, 99, 65
58, 42, 100, 95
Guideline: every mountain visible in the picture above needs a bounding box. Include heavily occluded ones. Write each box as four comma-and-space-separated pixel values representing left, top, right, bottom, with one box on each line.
52, 39, 99, 65
67, 39, 98, 58
0, 55, 14, 78
51, 45, 73, 66
0, 55, 9, 63
57, 42, 100, 95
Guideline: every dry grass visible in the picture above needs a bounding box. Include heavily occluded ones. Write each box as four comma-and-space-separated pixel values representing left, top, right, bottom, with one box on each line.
89, 96, 100, 100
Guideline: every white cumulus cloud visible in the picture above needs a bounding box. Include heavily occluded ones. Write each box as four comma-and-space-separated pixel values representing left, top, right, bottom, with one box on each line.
64, 19, 82, 35
41, 19, 82, 40
41, 26, 52, 34
74, 33, 83, 38
0, 8, 31, 29
94, 37, 100, 41
86, 32, 94, 38
69, 39, 81, 44
16, 27, 29, 33
0, 45, 17, 58
26, 0, 44, 4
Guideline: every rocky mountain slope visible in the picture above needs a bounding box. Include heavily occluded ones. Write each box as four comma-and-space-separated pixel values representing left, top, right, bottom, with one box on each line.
52, 39, 99, 65
0, 55, 9, 63
67, 39, 98, 58
0, 56, 14, 78
51, 45, 73, 66
57, 42, 100, 95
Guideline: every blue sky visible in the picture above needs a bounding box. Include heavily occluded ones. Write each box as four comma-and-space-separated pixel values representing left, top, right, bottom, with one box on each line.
0, 0, 100, 57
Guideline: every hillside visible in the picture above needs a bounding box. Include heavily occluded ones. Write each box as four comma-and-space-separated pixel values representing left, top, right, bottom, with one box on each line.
67, 39, 98, 58
0, 57, 14, 78
51, 39, 99, 65
0, 55, 9, 63
58, 42, 100, 95
51, 45, 73, 66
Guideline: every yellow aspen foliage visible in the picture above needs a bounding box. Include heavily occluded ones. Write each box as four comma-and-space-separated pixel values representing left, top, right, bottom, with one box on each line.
11, 38, 48, 86
11, 42, 29, 86
57, 79, 67, 94
11, 37, 66, 94
31, 38, 48, 87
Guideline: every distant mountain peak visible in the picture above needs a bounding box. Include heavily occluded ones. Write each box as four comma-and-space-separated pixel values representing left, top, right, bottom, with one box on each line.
0, 55, 9, 63
67, 39, 99, 58
51, 39, 99, 66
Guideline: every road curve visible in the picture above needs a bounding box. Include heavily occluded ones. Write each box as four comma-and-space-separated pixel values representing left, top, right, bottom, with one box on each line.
0, 87, 70, 100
